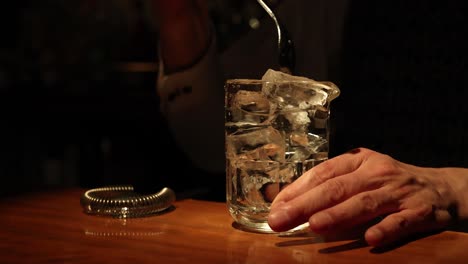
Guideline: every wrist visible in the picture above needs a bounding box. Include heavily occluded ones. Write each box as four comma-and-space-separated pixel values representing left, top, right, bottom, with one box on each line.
441, 167, 468, 220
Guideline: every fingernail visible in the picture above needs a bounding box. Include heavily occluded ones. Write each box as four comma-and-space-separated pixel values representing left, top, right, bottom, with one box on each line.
268, 207, 291, 228
310, 213, 332, 231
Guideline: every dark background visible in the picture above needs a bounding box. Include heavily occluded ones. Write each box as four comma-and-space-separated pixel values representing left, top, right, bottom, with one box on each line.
0, 0, 274, 197
1, 0, 467, 198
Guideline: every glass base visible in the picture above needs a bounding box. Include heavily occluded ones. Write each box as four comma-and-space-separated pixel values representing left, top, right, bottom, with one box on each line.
228, 205, 310, 234
232, 220, 310, 235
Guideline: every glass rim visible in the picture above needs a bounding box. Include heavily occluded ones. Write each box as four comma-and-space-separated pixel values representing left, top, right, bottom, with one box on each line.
225, 78, 340, 100
226, 78, 318, 84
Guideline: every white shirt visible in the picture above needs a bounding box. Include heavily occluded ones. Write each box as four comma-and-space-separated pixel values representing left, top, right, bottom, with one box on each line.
157, 0, 349, 173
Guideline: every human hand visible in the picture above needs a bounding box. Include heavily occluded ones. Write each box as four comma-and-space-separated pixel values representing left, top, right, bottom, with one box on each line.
268, 147, 468, 247
152, 0, 211, 72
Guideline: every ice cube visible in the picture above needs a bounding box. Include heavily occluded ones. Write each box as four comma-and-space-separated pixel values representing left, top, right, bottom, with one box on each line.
233, 90, 271, 114
264, 80, 329, 109
228, 90, 274, 125
282, 109, 311, 131
311, 105, 329, 129
261, 69, 340, 107
236, 160, 279, 206
286, 133, 328, 161
279, 162, 302, 183
226, 126, 285, 162
261, 68, 314, 83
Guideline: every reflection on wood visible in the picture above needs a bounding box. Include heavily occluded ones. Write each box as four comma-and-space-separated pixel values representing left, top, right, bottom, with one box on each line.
1, 188, 468, 263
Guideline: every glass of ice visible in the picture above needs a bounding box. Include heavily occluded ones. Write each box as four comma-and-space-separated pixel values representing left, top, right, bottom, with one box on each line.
224, 71, 340, 233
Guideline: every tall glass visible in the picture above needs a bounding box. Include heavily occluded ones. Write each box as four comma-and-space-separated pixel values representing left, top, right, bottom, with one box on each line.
224, 78, 339, 233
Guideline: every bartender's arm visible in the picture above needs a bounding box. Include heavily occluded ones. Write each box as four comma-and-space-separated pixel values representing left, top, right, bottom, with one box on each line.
153, 0, 225, 173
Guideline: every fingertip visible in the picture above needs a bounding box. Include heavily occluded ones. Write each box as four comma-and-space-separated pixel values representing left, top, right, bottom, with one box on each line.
365, 228, 384, 246
268, 210, 290, 231
309, 212, 333, 232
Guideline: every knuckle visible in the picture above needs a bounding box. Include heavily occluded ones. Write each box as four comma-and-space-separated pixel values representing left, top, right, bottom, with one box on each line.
302, 169, 319, 184
390, 215, 410, 230
415, 203, 436, 218
434, 209, 452, 224
374, 160, 399, 178
324, 179, 347, 204
359, 193, 379, 214
312, 161, 334, 182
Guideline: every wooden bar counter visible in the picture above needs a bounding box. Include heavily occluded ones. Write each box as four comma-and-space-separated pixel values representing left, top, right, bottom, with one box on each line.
1, 188, 468, 263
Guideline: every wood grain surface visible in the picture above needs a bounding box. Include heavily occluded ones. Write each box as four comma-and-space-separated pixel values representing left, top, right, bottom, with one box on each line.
1, 188, 467, 263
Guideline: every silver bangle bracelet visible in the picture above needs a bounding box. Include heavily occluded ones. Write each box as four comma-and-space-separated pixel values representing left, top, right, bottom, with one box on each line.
80, 185, 176, 218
